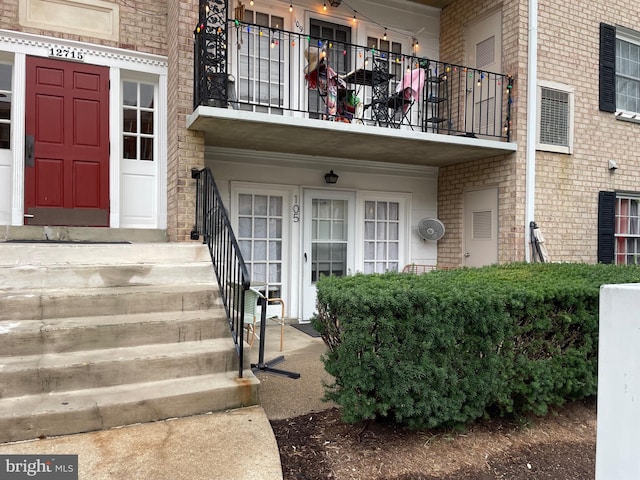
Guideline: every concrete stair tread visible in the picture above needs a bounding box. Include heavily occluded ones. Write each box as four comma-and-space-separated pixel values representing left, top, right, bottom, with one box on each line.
0, 283, 221, 321
0, 337, 232, 371
0, 309, 226, 330
0, 372, 260, 442
0, 263, 216, 290
0, 283, 216, 296
0, 371, 259, 413
0, 242, 211, 266
0, 310, 231, 356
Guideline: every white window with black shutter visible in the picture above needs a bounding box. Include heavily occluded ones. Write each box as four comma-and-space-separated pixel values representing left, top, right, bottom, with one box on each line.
599, 191, 640, 265
599, 23, 640, 122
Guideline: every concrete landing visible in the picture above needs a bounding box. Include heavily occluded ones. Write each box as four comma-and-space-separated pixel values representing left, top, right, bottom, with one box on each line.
0, 406, 281, 480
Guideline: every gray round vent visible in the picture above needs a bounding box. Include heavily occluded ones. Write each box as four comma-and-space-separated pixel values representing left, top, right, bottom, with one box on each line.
417, 218, 445, 241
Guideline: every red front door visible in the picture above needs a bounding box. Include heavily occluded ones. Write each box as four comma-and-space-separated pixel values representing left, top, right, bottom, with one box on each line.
24, 56, 109, 226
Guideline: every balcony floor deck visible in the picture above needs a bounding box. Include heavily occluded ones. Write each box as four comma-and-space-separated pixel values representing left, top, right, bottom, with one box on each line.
187, 106, 517, 168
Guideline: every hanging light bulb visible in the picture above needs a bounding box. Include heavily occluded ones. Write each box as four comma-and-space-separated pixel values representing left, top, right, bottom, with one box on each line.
250, 0, 254, 5
289, 2, 293, 12
323, 1, 327, 11
352, 11, 357, 23
383, 28, 387, 41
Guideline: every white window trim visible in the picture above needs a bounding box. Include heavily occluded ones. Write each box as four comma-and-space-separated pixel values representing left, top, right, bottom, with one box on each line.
229, 181, 299, 317
614, 193, 640, 265
536, 80, 574, 155
355, 191, 411, 273
615, 26, 640, 123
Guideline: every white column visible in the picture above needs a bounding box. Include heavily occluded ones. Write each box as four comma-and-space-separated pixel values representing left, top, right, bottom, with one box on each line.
596, 284, 640, 479
11, 53, 26, 226
109, 67, 121, 228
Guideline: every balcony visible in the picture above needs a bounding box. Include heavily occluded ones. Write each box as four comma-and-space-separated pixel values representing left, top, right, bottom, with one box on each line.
187, 12, 517, 167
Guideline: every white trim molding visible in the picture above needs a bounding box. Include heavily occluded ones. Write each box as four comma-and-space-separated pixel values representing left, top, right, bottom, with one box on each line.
0, 29, 168, 71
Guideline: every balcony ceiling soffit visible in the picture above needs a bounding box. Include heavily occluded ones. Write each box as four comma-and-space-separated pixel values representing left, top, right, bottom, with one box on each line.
187, 108, 516, 168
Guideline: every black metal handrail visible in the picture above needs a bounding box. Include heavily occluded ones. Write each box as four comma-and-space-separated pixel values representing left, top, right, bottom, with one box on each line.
194, 16, 514, 140
191, 167, 249, 378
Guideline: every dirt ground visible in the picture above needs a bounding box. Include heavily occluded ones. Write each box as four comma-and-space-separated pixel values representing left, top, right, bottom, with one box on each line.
270, 398, 596, 480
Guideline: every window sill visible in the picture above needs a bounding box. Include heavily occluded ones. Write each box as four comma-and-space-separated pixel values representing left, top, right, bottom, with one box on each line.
615, 110, 640, 123
536, 143, 572, 155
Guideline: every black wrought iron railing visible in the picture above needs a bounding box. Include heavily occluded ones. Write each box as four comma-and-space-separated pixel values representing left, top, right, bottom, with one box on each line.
191, 167, 249, 378
194, 16, 514, 141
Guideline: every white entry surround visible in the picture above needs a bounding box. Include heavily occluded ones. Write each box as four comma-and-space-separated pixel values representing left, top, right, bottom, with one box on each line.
0, 29, 168, 229
596, 284, 640, 479
207, 148, 439, 321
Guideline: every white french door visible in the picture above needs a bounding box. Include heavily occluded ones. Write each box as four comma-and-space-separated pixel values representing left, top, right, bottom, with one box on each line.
233, 187, 289, 311
236, 8, 287, 114
302, 189, 355, 320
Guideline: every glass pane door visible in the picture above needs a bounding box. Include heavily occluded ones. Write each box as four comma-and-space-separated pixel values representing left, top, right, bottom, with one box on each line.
311, 198, 347, 281
307, 19, 352, 118
237, 193, 284, 297
303, 190, 355, 320
238, 9, 286, 114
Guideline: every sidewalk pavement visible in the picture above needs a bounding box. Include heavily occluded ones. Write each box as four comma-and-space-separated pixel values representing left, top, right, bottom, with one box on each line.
0, 324, 333, 480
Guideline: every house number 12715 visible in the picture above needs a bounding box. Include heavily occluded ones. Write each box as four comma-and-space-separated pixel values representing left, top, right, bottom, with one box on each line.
48, 46, 85, 61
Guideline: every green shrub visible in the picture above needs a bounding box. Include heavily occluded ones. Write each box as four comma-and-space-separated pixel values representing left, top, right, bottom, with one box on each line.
312, 263, 640, 429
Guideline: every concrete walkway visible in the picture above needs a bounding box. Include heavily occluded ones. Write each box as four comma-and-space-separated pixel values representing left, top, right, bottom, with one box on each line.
0, 324, 332, 480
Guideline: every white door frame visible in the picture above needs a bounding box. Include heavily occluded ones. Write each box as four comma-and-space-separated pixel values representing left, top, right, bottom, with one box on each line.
230, 182, 296, 318
0, 29, 167, 228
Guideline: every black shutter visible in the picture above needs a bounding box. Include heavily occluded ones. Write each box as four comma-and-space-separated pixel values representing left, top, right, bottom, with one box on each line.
599, 23, 616, 112
598, 191, 616, 264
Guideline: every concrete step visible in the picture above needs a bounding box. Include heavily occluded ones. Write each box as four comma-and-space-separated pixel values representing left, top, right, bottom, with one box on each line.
0, 262, 216, 289
0, 226, 169, 243
0, 284, 220, 321
0, 240, 255, 445
0, 338, 239, 398
0, 311, 230, 356
0, 242, 211, 267
0, 371, 260, 443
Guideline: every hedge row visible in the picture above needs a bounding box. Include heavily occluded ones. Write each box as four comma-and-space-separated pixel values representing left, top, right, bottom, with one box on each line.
312, 262, 640, 429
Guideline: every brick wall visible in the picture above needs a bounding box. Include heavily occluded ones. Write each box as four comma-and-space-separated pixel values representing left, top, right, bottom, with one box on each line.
166, 0, 205, 242
0, 0, 167, 55
440, 0, 640, 266
438, 0, 528, 267
533, 0, 640, 263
